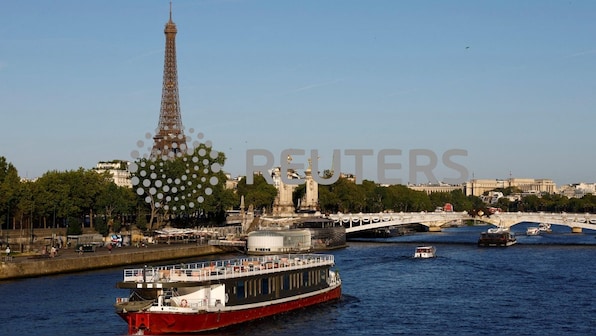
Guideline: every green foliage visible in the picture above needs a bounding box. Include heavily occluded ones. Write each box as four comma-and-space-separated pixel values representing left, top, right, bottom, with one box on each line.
112, 219, 122, 233
136, 209, 148, 231
0, 157, 20, 228
0, 156, 138, 232
428, 189, 476, 212
132, 143, 236, 228
66, 217, 83, 235
94, 216, 108, 236
236, 174, 278, 212
319, 178, 433, 213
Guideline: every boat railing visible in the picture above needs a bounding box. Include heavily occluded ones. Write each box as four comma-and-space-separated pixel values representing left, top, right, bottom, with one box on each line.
122, 254, 335, 283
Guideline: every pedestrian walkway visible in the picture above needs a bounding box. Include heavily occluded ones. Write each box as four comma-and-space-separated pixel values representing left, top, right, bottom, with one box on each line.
3, 241, 214, 264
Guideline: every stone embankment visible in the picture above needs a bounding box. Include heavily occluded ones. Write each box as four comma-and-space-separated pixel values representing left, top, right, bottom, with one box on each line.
0, 244, 230, 281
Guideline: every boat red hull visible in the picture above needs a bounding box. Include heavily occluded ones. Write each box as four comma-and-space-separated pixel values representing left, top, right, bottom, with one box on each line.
119, 286, 341, 335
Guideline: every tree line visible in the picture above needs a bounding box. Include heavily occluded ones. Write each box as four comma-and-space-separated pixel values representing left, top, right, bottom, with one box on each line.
0, 150, 237, 237
492, 187, 596, 213
237, 175, 596, 215
2, 154, 596, 238
237, 173, 482, 214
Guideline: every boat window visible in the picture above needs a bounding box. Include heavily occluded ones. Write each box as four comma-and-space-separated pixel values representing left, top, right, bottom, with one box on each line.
261, 277, 269, 294
283, 274, 290, 290
303, 271, 309, 286
236, 280, 245, 299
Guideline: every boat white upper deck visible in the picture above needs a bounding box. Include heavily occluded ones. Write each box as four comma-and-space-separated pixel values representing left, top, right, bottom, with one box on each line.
120, 254, 335, 286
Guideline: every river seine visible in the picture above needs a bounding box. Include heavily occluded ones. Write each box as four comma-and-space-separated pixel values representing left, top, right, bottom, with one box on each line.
1, 224, 595, 335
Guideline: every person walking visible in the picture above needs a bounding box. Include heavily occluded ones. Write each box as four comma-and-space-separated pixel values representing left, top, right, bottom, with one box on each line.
5, 245, 10, 261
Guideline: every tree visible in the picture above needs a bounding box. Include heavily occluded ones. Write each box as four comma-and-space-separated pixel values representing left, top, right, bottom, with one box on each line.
32, 169, 109, 229
0, 157, 20, 230
95, 182, 137, 233
131, 143, 234, 229
236, 174, 277, 213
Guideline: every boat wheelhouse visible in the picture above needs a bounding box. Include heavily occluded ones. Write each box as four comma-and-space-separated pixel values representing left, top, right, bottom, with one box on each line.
115, 254, 341, 335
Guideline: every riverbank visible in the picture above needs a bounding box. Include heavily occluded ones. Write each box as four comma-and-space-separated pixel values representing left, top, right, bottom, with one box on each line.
0, 243, 231, 281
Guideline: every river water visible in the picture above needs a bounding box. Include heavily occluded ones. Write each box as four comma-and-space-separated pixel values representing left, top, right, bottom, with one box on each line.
1, 224, 595, 335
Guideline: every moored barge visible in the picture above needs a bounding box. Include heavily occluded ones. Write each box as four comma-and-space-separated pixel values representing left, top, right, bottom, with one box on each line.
477, 227, 517, 247
115, 253, 341, 335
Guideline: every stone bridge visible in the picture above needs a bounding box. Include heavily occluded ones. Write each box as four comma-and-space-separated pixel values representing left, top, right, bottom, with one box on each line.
328, 212, 470, 233
476, 212, 596, 233
328, 212, 596, 233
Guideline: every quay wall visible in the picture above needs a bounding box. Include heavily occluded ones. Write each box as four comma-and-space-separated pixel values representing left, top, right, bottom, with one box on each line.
0, 245, 225, 281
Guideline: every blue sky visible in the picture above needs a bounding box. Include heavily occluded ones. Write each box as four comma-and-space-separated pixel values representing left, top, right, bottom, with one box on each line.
1, 0, 595, 186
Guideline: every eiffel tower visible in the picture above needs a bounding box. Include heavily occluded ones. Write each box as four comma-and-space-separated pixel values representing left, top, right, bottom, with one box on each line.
152, 2, 187, 159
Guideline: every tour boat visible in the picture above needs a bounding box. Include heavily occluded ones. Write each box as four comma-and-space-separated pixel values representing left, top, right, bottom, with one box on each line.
414, 246, 436, 258
477, 227, 517, 247
114, 254, 341, 335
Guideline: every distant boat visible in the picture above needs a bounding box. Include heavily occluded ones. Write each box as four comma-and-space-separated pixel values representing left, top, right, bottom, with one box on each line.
538, 223, 552, 233
478, 227, 517, 247
526, 227, 540, 236
414, 246, 436, 258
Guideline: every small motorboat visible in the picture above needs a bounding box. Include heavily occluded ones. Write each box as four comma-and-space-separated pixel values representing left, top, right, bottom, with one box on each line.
538, 223, 552, 233
414, 246, 436, 258
526, 227, 540, 236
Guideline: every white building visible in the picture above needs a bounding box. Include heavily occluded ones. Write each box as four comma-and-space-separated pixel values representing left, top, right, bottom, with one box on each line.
558, 183, 596, 198
246, 229, 311, 255
465, 178, 557, 197
93, 160, 131, 188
